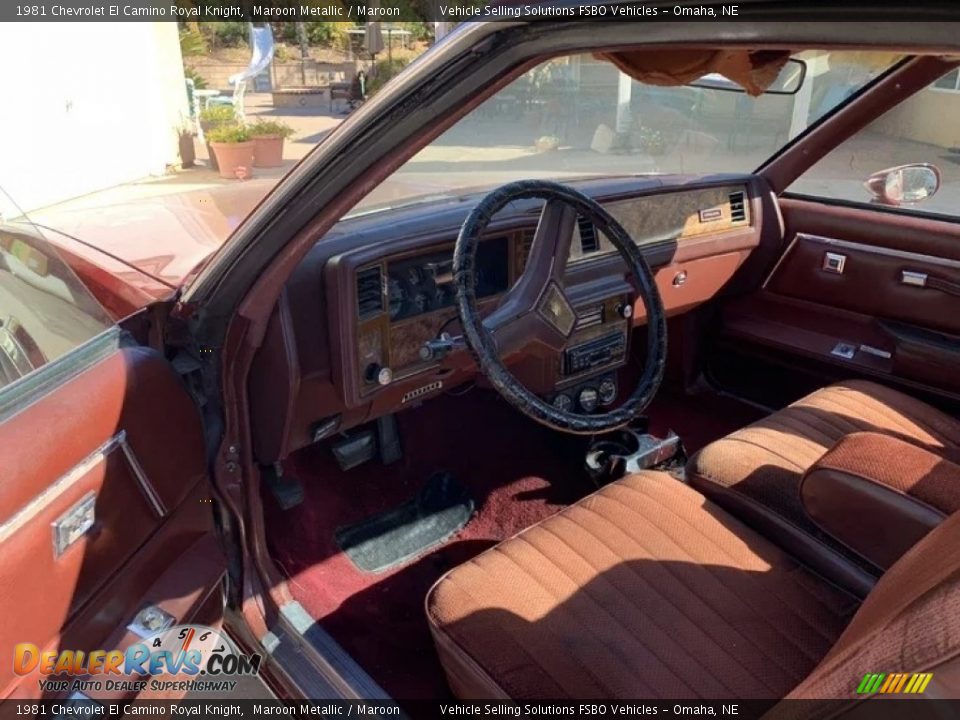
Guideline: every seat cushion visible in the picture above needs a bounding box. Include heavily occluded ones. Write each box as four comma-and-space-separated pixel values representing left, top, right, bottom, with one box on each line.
687, 380, 960, 593
426, 472, 858, 700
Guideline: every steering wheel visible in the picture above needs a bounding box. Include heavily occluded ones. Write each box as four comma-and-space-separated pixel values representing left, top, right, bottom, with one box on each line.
453, 180, 667, 434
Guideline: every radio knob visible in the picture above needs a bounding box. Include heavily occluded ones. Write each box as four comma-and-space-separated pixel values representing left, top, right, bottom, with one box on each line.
365, 363, 392, 386
616, 302, 633, 319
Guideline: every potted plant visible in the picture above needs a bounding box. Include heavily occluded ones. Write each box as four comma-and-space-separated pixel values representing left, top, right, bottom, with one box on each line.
199, 105, 237, 171
247, 119, 294, 168
207, 124, 255, 180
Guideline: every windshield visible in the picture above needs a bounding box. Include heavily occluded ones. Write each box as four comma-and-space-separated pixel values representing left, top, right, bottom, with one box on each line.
0, 21, 903, 299
352, 50, 904, 215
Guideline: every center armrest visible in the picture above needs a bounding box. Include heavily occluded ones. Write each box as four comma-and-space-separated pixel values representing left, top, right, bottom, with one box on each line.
801, 431, 960, 571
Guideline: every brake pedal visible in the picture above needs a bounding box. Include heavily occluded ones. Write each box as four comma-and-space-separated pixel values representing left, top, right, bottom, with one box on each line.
265, 462, 304, 510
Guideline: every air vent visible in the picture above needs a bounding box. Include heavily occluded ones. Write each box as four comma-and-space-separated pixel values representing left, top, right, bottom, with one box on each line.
356, 266, 384, 319
574, 304, 604, 331
729, 191, 747, 223
578, 216, 599, 254
517, 228, 535, 273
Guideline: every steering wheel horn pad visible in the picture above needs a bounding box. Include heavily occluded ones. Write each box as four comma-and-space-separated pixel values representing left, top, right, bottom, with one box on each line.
453, 179, 667, 435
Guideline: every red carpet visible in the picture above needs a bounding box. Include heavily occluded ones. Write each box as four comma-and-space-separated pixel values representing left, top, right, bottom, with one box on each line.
263, 385, 764, 700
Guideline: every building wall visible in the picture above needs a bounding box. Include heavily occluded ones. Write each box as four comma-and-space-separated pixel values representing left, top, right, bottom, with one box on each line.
0, 22, 187, 214
870, 88, 960, 149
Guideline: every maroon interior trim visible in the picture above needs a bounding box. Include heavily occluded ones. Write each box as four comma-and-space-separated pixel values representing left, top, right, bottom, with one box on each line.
760, 55, 960, 194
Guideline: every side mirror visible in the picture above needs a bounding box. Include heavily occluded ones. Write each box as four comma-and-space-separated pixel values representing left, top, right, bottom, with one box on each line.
865, 164, 941, 206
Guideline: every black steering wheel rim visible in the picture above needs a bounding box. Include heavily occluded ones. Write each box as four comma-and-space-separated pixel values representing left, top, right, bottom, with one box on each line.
453, 179, 667, 434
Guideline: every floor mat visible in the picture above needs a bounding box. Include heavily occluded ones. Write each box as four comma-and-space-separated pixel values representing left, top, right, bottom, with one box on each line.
335, 472, 474, 573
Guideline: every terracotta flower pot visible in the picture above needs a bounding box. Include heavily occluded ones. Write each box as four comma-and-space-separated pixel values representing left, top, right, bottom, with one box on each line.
200, 119, 224, 171
252, 135, 285, 168
210, 141, 255, 180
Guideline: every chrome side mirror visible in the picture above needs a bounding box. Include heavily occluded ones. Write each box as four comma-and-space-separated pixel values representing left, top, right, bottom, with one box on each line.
865, 163, 941, 206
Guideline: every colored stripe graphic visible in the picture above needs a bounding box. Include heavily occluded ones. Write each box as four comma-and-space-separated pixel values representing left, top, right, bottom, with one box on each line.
857, 672, 933, 694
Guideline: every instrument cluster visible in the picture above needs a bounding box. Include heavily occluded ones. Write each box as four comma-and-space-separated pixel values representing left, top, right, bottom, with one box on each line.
386, 236, 510, 322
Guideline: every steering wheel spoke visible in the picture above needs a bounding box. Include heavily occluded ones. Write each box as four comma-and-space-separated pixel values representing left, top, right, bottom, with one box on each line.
483, 280, 576, 356
530, 199, 578, 286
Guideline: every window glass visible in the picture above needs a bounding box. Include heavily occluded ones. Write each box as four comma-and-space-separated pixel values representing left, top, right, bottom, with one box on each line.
352, 50, 903, 217
0, 186, 113, 390
789, 68, 960, 218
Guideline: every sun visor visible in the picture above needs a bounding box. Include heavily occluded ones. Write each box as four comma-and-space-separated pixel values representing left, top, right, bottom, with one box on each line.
595, 49, 792, 96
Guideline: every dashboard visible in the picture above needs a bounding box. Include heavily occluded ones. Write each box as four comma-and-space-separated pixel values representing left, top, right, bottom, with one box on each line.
248, 175, 769, 463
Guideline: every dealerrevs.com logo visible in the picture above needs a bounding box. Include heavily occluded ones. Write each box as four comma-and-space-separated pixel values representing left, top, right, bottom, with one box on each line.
14, 624, 262, 694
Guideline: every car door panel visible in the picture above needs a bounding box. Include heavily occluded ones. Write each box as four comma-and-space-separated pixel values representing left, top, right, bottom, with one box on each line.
718, 197, 960, 402
766, 231, 960, 335
0, 344, 224, 699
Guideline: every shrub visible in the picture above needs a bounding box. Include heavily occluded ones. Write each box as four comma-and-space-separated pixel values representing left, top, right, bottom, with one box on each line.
210, 22, 248, 48
365, 57, 410, 96
183, 66, 207, 90
398, 22, 432, 42
248, 119, 295, 138
179, 26, 207, 57
199, 105, 237, 126
306, 21, 349, 46
207, 124, 252, 144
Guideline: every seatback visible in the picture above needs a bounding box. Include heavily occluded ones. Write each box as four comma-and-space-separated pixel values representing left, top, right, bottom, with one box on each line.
785, 509, 960, 702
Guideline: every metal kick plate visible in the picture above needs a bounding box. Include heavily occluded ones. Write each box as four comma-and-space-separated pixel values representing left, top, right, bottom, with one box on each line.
52, 491, 96, 558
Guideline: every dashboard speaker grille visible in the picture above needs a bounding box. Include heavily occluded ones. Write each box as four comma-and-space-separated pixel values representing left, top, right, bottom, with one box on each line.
729, 191, 747, 223
402, 381, 443, 404
356, 266, 384, 319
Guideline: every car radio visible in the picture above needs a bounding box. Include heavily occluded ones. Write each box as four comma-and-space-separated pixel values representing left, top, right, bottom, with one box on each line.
563, 331, 626, 376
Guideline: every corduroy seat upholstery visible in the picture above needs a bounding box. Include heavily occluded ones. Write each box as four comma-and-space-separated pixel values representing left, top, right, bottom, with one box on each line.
685, 380, 960, 594
426, 471, 960, 703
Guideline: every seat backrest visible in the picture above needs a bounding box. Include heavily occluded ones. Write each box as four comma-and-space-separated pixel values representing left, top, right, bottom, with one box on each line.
786, 509, 960, 702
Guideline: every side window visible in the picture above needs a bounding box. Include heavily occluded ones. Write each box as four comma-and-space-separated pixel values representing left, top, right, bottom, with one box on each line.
788, 68, 960, 219
0, 189, 113, 390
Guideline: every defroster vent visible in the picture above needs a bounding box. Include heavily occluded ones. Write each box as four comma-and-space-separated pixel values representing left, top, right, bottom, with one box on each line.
356, 266, 384, 319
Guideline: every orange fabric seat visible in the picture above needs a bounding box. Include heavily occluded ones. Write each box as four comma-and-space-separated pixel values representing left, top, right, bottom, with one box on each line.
426, 471, 960, 702
687, 380, 960, 592
426, 472, 858, 699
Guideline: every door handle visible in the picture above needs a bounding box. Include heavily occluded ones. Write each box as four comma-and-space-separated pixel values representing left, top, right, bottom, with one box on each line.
52, 492, 96, 558
902, 270, 960, 297
901, 271, 927, 287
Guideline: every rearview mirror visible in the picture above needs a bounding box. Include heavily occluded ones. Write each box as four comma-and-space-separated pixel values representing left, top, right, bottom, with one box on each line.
864, 164, 942, 206
688, 58, 807, 95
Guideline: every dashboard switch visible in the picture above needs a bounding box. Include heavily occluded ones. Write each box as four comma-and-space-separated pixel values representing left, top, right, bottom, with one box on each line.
616, 302, 633, 319
365, 363, 393, 386
420, 333, 465, 362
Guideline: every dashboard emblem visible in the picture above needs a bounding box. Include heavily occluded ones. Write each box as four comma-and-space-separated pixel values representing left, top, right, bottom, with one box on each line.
537, 283, 576, 337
